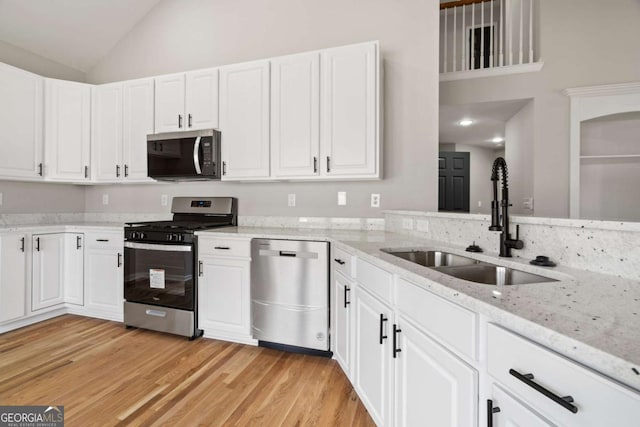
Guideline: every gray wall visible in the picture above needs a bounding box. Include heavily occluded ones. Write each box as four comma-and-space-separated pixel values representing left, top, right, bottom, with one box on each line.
84, 0, 440, 217
505, 100, 534, 215
440, 0, 640, 218
0, 42, 87, 213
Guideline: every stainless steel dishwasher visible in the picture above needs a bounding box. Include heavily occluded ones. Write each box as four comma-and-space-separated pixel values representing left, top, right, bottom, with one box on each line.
251, 239, 330, 354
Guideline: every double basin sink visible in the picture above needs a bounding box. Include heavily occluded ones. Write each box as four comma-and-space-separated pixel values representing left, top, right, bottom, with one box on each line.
381, 249, 557, 286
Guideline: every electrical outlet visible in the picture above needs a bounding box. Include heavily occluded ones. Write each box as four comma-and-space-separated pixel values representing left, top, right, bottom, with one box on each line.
523, 197, 534, 210
288, 194, 296, 207
102, 194, 109, 205
338, 191, 347, 206
371, 193, 380, 208
161, 194, 168, 206
417, 219, 429, 233
402, 218, 413, 230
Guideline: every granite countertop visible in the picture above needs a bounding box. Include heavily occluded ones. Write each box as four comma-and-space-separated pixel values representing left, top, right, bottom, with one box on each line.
0, 222, 125, 231
199, 226, 640, 392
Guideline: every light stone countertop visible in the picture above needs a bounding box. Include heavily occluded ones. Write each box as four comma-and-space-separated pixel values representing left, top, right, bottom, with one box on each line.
0, 222, 125, 232
199, 226, 640, 392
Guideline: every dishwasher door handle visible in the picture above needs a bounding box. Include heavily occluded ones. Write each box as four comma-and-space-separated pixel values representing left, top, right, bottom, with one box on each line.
258, 249, 319, 259
279, 251, 297, 257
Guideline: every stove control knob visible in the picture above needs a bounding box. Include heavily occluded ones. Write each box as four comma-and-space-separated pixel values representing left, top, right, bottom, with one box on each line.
166, 234, 173, 241
139, 232, 145, 240
131, 232, 139, 239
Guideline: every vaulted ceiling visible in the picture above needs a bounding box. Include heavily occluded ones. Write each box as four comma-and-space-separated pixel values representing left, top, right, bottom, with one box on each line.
0, 0, 161, 72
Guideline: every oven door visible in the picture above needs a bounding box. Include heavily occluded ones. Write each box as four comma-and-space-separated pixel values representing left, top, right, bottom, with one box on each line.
124, 242, 195, 310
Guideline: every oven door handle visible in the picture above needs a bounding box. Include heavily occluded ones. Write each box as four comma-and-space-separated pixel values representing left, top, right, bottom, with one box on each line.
193, 136, 202, 175
124, 242, 193, 252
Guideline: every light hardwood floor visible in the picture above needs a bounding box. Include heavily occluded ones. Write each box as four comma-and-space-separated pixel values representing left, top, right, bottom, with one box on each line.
0, 315, 374, 426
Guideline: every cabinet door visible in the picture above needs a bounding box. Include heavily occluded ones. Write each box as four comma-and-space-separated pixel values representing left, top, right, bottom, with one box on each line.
84, 234, 124, 320
185, 69, 219, 130
271, 52, 320, 178
394, 317, 478, 427
488, 385, 554, 427
0, 233, 27, 323
354, 286, 393, 427
45, 79, 91, 181
198, 257, 250, 335
92, 83, 123, 181
333, 272, 352, 376
220, 60, 270, 179
32, 234, 65, 311
63, 233, 84, 306
321, 42, 378, 177
0, 63, 43, 179
123, 78, 155, 180
154, 73, 185, 133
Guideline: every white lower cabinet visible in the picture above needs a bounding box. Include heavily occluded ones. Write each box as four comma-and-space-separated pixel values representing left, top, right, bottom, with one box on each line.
394, 317, 477, 427
333, 271, 353, 376
83, 231, 124, 321
354, 286, 393, 427
0, 233, 28, 323
197, 235, 252, 343
63, 233, 84, 306
487, 384, 553, 427
32, 233, 66, 311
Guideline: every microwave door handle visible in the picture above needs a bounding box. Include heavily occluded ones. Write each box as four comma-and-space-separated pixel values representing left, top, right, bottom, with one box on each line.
193, 136, 202, 175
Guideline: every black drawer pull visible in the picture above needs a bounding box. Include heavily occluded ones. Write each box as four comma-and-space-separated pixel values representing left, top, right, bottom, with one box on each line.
509, 369, 578, 414
393, 324, 402, 358
96, 239, 109, 242
35, 237, 40, 252
76, 236, 82, 249
214, 246, 231, 250
487, 399, 501, 427
344, 286, 350, 308
379, 314, 388, 344
20, 237, 25, 252
334, 258, 345, 265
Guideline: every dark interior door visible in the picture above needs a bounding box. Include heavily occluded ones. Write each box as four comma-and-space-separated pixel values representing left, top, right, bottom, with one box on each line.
469, 26, 492, 69
439, 151, 470, 212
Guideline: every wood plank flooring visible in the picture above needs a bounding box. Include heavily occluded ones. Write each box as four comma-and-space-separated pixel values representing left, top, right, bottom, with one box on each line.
0, 315, 375, 426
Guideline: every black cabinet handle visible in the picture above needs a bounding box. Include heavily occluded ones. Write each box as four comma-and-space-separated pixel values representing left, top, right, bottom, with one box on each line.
35, 237, 40, 252
214, 246, 230, 250
313, 156, 318, 173
20, 237, 25, 252
96, 239, 109, 242
188, 113, 192, 128
178, 114, 183, 128
326, 156, 331, 173
379, 314, 388, 344
76, 236, 82, 250
124, 164, 129, 177
222, 161, 227, 176
509, 369, 578, 414
38, 163, 43, 176
487, 399, 501, 427
198, 261, 203, 277
117, 252, 122, 267
84, 165, 89, 178
344, 286, 350, 308
116, 165, 121, 177
392, 324, 402, 358
334, 258, 345, 265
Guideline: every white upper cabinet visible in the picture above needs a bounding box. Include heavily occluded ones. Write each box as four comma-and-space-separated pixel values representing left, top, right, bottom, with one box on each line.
92, 78, 154, 182
44, 79, 91, 182
0, 63, 44, 180
219, 60, 270, 179
271, 52, 320, 178
321, 42, 379, 178
155, 69, 218, 133
185, 69, 219, 130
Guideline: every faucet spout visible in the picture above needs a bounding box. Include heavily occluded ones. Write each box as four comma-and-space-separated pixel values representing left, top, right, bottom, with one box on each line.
489, 157, 523, 257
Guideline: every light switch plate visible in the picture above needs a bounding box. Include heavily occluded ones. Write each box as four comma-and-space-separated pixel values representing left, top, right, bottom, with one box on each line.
371, 193, 380, 208
102, 194, 109, 205
161, 194, 168, 206
288, 194, 296, 207
338, 192, 347, 206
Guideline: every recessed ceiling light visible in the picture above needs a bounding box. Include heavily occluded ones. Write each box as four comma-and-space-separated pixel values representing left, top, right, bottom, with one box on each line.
492, 137, 504, 143
458, 119, 474, 126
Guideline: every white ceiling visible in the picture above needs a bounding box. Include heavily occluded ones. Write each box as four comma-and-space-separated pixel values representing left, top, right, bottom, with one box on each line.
0, 0, 161, 72
439, 99, 530, 149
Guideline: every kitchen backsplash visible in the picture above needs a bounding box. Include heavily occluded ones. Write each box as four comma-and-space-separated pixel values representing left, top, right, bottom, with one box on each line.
385, 210, 640, 281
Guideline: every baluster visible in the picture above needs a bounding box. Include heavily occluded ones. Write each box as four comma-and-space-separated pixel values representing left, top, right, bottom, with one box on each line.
453, 5, 457, 72
519, 0, 524, 64
499, 0, 504, 66
529, 0, 534, 63
472, 2, 476, 69
481, 0, 485, 69
444, 7, 448, 73
462, 4, 467, 70
490, 0, 494, 67
507, 0, 513, 65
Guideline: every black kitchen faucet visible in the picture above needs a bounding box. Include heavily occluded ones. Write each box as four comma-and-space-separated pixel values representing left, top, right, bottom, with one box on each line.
489, 157, 524, 257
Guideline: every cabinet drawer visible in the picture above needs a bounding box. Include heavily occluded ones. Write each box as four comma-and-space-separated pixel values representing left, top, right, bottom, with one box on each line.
198, 237, 250, 258
86, 232, 123, 249
332, 246, 354, 278
487, 324, 640, 427
396, 277, 477, 360
355, 258, 393, 304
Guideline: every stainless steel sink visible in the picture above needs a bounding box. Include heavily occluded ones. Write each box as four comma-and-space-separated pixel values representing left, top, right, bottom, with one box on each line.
381, 248, 558, 286
380, 249, 479, 267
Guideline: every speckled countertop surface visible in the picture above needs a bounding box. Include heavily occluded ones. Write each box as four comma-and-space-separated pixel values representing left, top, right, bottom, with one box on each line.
0, 222, 125, 231
199, 226, 640, 392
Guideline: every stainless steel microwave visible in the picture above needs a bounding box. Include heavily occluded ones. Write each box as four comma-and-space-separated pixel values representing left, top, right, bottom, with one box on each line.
147, 129, 221, 181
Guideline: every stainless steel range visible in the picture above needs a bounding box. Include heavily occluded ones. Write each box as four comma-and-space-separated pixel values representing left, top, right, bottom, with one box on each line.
124, 197, 237, 339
